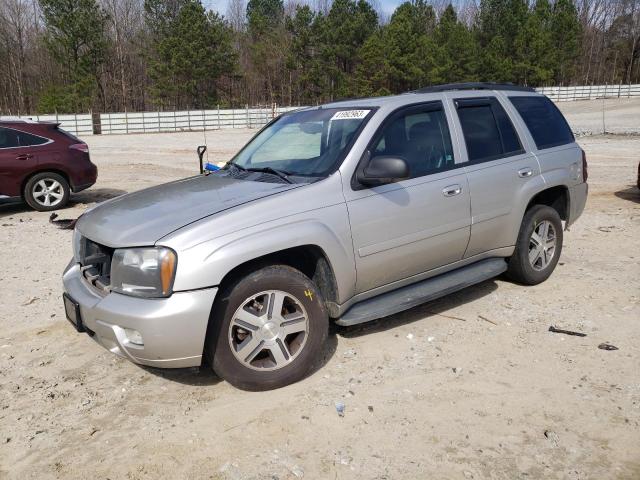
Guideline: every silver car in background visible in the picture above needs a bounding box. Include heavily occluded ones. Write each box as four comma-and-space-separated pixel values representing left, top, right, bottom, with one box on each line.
63, 83, 588, 390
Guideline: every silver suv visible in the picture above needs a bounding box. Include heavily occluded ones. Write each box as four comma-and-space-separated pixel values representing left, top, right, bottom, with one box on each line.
63, 83, 588, 390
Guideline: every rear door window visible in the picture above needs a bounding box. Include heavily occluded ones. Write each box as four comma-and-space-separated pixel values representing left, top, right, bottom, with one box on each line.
455, 97, 524, 163
509, 96, 574, 149
0, 127, 20, 148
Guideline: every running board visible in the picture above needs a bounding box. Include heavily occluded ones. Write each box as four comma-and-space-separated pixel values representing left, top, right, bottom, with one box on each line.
336, 258, 508, 327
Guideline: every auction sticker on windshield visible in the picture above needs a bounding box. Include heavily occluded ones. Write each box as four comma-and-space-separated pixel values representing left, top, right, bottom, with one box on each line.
331, 110, 370, 120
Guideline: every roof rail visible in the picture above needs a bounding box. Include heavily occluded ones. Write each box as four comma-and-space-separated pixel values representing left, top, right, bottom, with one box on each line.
411, 82, 536, 94
0, 116, 38, 123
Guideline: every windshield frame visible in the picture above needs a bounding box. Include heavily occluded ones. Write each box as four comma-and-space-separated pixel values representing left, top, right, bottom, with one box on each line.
227, 106, 379, 179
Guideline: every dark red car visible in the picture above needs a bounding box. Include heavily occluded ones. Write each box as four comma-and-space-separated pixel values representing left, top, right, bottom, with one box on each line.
0, 119, 97, 211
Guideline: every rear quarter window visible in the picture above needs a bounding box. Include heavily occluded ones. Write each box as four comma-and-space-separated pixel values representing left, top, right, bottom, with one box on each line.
17, 130, 50, 146
509, 96, 574, 150
55, 126, 81, 143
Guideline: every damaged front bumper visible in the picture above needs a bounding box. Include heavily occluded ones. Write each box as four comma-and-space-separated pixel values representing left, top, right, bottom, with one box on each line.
62, 261, 216, 368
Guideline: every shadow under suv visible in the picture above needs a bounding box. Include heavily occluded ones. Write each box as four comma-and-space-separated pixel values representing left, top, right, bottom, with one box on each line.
0, 119, 97, 211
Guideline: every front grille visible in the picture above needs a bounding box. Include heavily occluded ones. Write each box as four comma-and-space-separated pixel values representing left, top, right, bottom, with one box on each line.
78, 237, 113, 291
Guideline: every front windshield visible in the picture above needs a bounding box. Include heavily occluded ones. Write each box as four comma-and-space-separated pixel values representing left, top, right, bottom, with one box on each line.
229, 108, 374, 177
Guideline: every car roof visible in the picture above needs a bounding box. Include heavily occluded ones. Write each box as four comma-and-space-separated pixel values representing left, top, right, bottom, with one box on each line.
311, 83, 541, 110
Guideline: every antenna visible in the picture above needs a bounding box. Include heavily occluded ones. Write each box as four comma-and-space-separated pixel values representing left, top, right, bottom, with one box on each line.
203, 122, 209, 163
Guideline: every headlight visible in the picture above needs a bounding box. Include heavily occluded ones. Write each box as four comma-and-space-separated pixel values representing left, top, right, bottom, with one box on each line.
72, 228, 83, 262
110, 247, 177, 298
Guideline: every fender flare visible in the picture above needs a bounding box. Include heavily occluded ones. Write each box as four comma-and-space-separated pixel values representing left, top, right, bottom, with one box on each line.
171, 218, 356, 304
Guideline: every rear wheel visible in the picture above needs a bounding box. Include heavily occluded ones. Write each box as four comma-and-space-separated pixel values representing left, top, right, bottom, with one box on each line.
507, 205, 563, 285
208, 265, 328, 391
24, 172, 70, 211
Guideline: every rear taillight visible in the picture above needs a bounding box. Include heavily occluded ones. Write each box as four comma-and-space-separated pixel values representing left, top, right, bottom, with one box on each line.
581, 149, 588, 182
70, 143, 89, 153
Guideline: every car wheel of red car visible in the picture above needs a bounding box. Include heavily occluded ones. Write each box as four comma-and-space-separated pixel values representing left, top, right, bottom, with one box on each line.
24, 172, 70, 211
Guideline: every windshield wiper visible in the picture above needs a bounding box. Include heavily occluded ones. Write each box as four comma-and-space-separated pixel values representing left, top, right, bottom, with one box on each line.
226, 162, 294, 184
226, 162, 247, 172
246, 166, 294, 184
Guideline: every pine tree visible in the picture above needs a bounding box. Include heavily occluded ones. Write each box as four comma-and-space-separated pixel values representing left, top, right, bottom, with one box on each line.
514, 0, 553, 85
286, 5, 318, 103
38, 0, 109, 112
146, 0, 237, 109
315, 0, 378, 100
550, 0, 581, 85
355, 1, 437, 95
432, 4, 479, 84
476, 0, 529, 82
247, 0, 284, 34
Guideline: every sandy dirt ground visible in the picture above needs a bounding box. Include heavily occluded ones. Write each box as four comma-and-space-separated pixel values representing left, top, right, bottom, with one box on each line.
1, 104, 639, 479
557, 96, 640, 135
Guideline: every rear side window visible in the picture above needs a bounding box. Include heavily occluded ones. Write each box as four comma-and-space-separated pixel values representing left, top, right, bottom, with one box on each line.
56, 126, 81, 142
0, 127, 20, 148
455, 97, 524, 163
509, 96, 574, 149
16, 130, 49, 146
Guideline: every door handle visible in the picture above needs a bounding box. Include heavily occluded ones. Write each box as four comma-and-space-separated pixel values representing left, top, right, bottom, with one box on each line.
442, 184, 462, 197
518, 168, 533, 178
16, 154, 33, 161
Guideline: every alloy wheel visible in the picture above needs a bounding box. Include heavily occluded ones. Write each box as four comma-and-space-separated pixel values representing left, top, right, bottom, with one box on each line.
32, 178, 64, 207
228, 290, 309, 371
528, 220, 557, 271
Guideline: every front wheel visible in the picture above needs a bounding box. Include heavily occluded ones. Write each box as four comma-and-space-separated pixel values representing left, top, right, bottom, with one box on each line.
208, 265, 328, 391
507, 205, 563, 285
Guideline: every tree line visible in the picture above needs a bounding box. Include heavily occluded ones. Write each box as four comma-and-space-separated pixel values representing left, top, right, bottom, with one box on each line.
1, 0, 639, 114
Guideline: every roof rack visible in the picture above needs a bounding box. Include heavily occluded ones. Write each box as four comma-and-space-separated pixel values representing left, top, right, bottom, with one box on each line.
411, 82, 535, 94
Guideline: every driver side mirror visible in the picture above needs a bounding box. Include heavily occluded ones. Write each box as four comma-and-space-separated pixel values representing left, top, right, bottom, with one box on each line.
357, 156, 410, 186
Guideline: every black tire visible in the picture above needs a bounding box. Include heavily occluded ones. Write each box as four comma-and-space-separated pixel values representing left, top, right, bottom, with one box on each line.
507, 205, 563, 285
24, 172, 70, 211
207, 265, 328, 391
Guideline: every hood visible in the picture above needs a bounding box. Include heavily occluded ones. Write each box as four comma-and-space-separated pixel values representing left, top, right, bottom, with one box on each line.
76, 174, 299, 247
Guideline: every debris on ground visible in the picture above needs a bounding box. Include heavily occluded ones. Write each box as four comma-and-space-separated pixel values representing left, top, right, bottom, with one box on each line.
49, 213, 78, 230
478, 315, 497, 325
598, 343, 619, 351
427, 311, 468, 321
335, 401, 345, 417
548, 326, 587, 337
21, 297, 39, 306
544, 429, 560, 447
